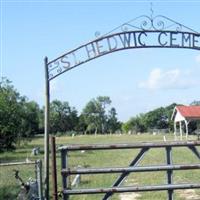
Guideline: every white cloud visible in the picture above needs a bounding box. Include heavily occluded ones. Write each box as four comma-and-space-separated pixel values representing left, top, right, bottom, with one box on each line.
139, 68, 199, 90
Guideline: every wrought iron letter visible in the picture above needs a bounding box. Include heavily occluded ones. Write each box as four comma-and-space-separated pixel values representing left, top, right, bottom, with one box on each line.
119, 33, 132, 48
61, 55, 71, 70
85, 42, 97, 59
182, 33, 192, 47
96, 39, 108, 55
138, 32, 147, 46
107, 36, 118, 51
158, 32, 168, 46
193, 34, 200, 48
170, 32, 180, 47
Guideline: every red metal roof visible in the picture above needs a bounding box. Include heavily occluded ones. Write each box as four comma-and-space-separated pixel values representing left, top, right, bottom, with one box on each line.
176, 105, 200, 118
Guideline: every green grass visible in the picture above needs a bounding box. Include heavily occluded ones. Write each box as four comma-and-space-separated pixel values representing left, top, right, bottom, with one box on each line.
0, 134, 200, 200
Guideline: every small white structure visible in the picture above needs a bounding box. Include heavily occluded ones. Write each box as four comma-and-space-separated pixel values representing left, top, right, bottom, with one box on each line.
171, 105, 200, 140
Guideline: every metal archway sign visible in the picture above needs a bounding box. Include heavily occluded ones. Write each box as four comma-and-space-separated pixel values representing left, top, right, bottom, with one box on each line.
43, 14, 200, 199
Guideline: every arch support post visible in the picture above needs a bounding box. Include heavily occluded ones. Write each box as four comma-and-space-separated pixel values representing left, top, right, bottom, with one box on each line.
44, 57, 50, 200
184, 120, 189, 140
174, 122, 177, 141
179, 121, 183, 140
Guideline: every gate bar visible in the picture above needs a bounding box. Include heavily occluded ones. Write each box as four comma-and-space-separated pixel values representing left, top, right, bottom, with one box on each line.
166, 147, 173, 200
102, 147, 149, 200
59, 141, 200, 151
51, 136, 58, 200
61, 149, 68, 200
63, 183, 200, 195
62, 164, 200, 175
188, 146, 200, 159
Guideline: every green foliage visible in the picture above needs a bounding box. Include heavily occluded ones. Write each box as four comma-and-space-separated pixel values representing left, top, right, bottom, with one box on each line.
82, 96, 120, 134
190, 100, 200, 105
49, 100, 78, 134
20, 100, 40, 137
123, 114, 146, 134
107, 107, 121, 133
0, 79, 41, 150
0, 79, 27, 150
123, 103, 178, 134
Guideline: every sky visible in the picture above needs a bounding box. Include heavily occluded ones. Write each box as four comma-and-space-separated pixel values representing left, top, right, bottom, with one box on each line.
0, 0, 200, 121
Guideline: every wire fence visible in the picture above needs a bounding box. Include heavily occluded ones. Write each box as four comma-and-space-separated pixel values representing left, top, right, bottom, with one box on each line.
0, 160, 42, 200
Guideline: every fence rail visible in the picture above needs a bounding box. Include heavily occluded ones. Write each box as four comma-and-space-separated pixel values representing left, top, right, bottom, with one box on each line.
0, 161, 35, 167
54, 140, 200, 200
59, 141, 200, 151
62, 164, 200, 175
63, 184, 200, 195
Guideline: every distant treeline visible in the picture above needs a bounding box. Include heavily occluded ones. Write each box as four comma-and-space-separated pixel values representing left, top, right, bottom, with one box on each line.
0, 78, 199, 150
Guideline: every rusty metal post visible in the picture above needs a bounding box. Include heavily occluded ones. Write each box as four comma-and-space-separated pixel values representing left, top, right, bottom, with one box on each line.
51, 136, 58, 200
166, 147, 173, 200
44, 56, 50, 200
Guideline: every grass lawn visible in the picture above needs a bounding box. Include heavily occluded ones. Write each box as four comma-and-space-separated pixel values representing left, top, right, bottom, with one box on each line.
0, 133, 200, 200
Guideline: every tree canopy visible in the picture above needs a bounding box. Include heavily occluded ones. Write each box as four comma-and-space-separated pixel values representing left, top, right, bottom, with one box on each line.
1, 78, 200, 151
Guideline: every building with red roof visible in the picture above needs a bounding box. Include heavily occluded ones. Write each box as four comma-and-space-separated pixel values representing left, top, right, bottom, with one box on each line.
171, 105, 200, 139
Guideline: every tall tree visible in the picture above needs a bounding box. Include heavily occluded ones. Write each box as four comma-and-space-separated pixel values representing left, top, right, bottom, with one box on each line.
96, 96, 111, 133
0, 79, 24, 149
107, 107, 120, 133
82, 96, 112, 134
20, 100, 40, 137
50, 100, 78, 134
82, 100, 100, 134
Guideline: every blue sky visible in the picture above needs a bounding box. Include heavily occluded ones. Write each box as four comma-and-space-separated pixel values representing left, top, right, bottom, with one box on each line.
1, 0, 200, 121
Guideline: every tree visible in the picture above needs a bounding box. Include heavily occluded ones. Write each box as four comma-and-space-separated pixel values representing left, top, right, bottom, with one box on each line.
96, 96, 111, 133
75, 114, 87, 134
107, 107, 120, 133
82, 100, 100, 134
123, 103, 178, 134
0, 79, 24, 150
123, 115, 146, 134
50, 100, 78, 134
20, 100, 40, 138
82, 96, 113, 134
190, 100, 200, 106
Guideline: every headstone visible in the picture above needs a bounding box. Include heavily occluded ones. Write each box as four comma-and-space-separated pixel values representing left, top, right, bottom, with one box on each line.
71, 175, 81, 187
31, 147, 40, 156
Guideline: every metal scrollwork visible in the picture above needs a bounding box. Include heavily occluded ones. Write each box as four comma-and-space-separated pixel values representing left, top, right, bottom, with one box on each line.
152, 16, 165, 31
57, 67, 62, 74
140, 17, 152, 30
103, 14, 198, 36
49, 73, 53, 79
121, 23, 130, 32
47, 13, 200, 81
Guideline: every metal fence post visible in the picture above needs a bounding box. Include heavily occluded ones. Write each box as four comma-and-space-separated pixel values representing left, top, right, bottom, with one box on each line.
44, 56, 50, 200
51, 136, 58, 200
166, 147, 173, 200
61, 149, 68, 200
36, 160, 43, 200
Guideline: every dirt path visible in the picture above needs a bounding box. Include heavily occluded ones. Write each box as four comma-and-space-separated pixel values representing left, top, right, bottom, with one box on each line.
178, 189, 200, 200
120, 193, 141, 200
119, 179, 141, 200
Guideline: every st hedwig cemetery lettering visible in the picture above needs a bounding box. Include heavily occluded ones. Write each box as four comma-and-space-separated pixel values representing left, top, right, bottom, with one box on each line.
48, 31, 200, 79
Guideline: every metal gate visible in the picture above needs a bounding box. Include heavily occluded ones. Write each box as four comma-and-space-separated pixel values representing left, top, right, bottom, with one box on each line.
51, 139, 200, 200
